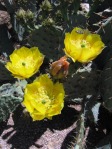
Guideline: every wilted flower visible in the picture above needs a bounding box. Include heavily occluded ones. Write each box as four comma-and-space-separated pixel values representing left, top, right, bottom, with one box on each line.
5, 46, 44, 79
23, 74, 65, 121
64, 27, 105, 63
50, 56, 70, 79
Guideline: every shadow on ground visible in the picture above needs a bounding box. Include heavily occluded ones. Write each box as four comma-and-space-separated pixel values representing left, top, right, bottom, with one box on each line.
1, 105, 78, 149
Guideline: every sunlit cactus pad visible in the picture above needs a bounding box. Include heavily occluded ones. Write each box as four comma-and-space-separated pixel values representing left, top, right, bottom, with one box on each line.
0, 83, 23, 122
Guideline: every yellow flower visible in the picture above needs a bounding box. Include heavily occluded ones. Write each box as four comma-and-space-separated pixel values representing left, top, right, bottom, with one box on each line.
64, 27, 105, 63
23, 74, 65, 121
5, 46, 44, 79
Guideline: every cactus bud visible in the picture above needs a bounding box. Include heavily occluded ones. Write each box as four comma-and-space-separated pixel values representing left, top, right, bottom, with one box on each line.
26, 10, 34, 20
50, 56, 70, 79
16, 8, 26, 19
41, 0, 52, 11
42, 17, 55, 26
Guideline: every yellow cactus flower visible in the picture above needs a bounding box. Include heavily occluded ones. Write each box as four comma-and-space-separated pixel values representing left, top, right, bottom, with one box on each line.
5, 46, 44, 79
23, 74, 65, 121
64, 27, 105, 63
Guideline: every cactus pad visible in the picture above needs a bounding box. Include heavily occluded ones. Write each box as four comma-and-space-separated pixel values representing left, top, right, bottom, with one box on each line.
101, 58, 112, 111
64, 63, 99, 102
28, 26, 64, 61
0, 82, 24, 122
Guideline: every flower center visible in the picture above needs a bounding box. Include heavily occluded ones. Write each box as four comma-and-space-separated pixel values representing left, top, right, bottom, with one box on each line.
22, 62, 26, 66
80, 40, 90, 48
41, 100, 46, 104
37, 87, 53, 105
81, 44, 86, 48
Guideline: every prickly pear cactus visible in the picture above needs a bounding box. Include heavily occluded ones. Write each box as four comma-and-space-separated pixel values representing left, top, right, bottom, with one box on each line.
101, 58, 112, 111
28, 26, 64, 60
0, 81, 24, 122
64, 62, 100, 102
62, 61, 102, 126
63, 14, 87, 32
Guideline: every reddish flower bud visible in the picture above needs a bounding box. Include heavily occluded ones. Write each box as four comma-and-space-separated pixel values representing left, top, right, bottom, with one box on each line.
50, 56, 70, 79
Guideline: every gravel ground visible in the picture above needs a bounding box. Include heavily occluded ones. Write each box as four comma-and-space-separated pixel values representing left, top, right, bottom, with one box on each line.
0, 105, 111, 149
0, 105, 78, 149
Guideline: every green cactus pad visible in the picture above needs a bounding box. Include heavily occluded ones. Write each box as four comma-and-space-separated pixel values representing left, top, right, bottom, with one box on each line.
0, 83, 23, 122
28, 26, 64, 61
101, 58, 112, 111
64, 64, 99, 102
